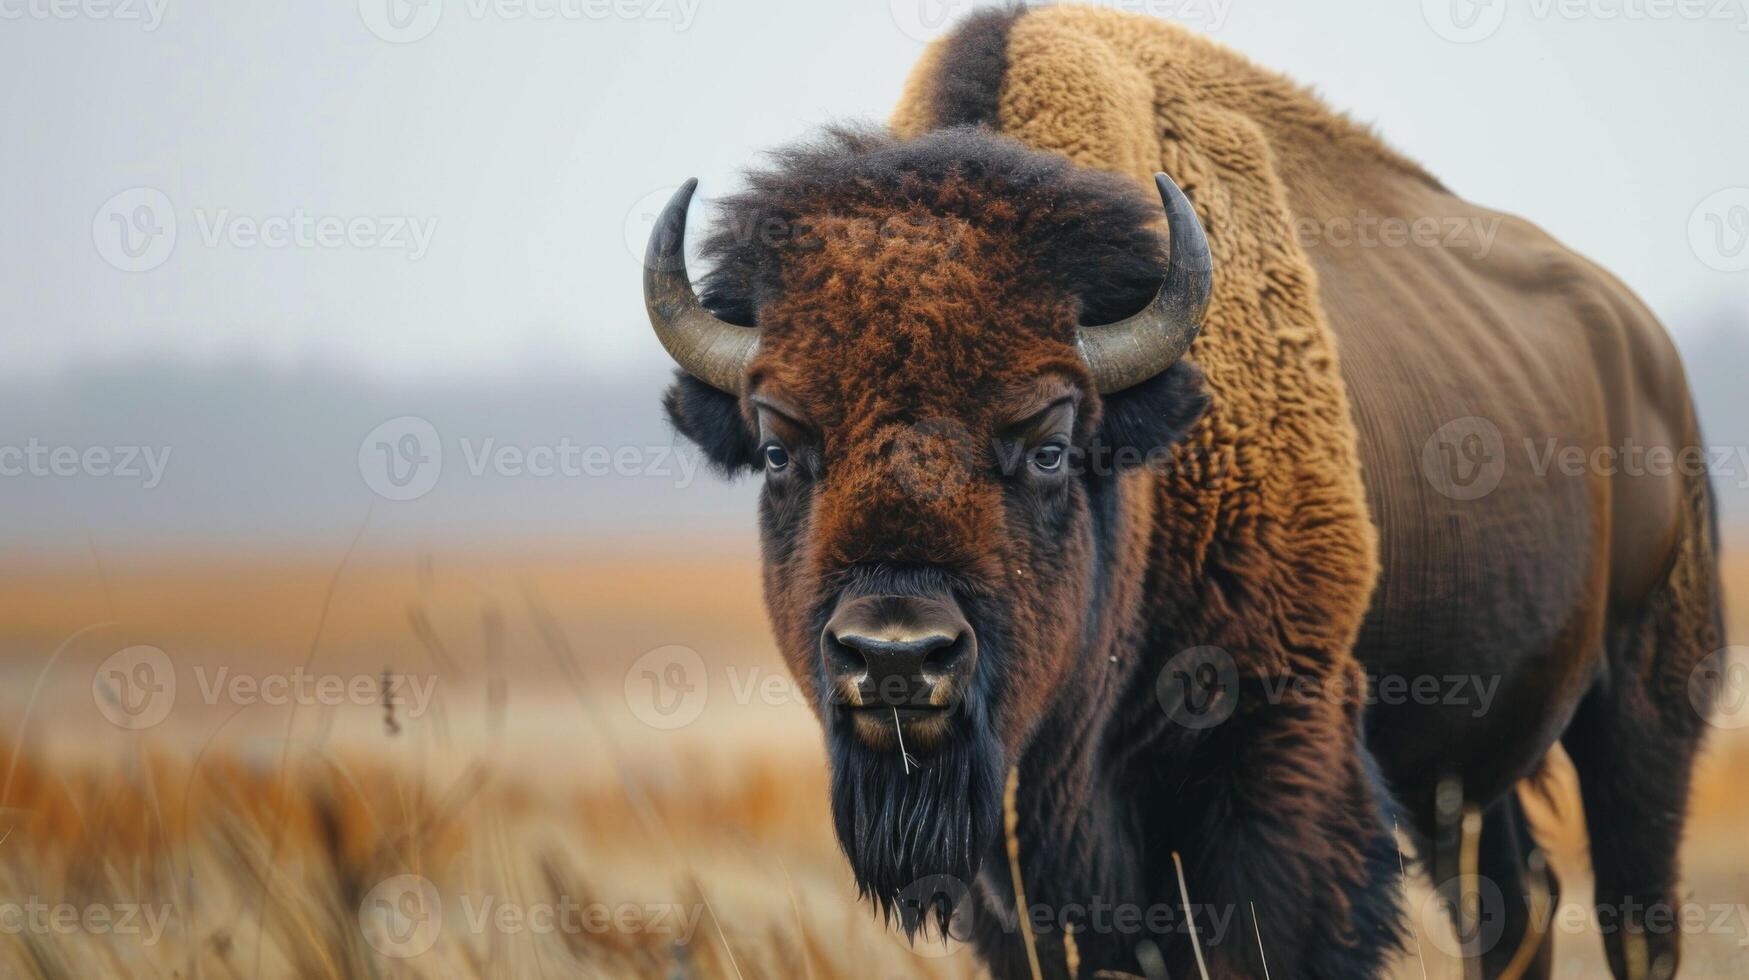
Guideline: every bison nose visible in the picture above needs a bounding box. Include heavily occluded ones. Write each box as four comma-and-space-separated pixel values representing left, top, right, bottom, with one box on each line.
821, 595, 976, 711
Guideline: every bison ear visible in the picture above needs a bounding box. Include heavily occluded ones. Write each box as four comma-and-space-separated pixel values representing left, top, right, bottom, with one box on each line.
663, 371, 761, 475
1091, 360, 1209, 468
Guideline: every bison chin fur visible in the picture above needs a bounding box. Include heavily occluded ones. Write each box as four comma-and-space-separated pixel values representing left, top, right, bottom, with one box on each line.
826, 703, 1004, 940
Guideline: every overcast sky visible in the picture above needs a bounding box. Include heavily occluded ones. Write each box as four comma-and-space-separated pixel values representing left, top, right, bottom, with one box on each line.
1, 0, 1744, 384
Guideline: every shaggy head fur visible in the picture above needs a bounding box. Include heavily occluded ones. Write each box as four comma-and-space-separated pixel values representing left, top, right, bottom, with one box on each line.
664, 125, 1207, 917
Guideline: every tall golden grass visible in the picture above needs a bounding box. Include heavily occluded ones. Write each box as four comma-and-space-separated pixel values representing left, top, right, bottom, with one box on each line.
0, 540, 1743, 978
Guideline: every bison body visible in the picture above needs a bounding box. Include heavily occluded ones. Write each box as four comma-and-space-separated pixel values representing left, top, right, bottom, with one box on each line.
648, 7, 1723, 978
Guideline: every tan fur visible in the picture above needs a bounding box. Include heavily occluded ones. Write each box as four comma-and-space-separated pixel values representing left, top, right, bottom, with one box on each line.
895, 5, 1385, 684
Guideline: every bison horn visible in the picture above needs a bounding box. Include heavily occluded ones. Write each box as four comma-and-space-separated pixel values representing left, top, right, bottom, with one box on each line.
1076, 172, 1213, 393
643, 178, 759, 393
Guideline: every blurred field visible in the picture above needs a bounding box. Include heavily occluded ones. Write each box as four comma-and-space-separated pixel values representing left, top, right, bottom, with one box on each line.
0, 538, 1744, 978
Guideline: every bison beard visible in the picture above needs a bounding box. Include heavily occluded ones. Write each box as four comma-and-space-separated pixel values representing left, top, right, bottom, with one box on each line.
826, 698, 1004, 937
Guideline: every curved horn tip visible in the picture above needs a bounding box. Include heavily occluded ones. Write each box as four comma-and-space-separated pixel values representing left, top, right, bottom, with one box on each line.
1074, 169, 1214, 393
642, 176, 759, 394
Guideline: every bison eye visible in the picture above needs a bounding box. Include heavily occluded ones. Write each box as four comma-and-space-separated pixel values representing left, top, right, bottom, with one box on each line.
1029, 442, 1067, 474
762, 443, 791, 472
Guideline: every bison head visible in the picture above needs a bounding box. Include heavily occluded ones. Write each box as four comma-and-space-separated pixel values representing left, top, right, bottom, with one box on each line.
647, 128, 1210, 925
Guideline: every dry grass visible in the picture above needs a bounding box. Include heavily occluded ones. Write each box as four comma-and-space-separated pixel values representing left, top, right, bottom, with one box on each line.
0, 538, 1744, 978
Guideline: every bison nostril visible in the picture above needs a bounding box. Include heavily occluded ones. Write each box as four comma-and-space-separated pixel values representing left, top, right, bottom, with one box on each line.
831, 632, 960, 670
824, 630, 969, 708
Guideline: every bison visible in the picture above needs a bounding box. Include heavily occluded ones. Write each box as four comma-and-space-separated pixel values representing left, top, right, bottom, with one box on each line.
641, 7, 1724, 979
